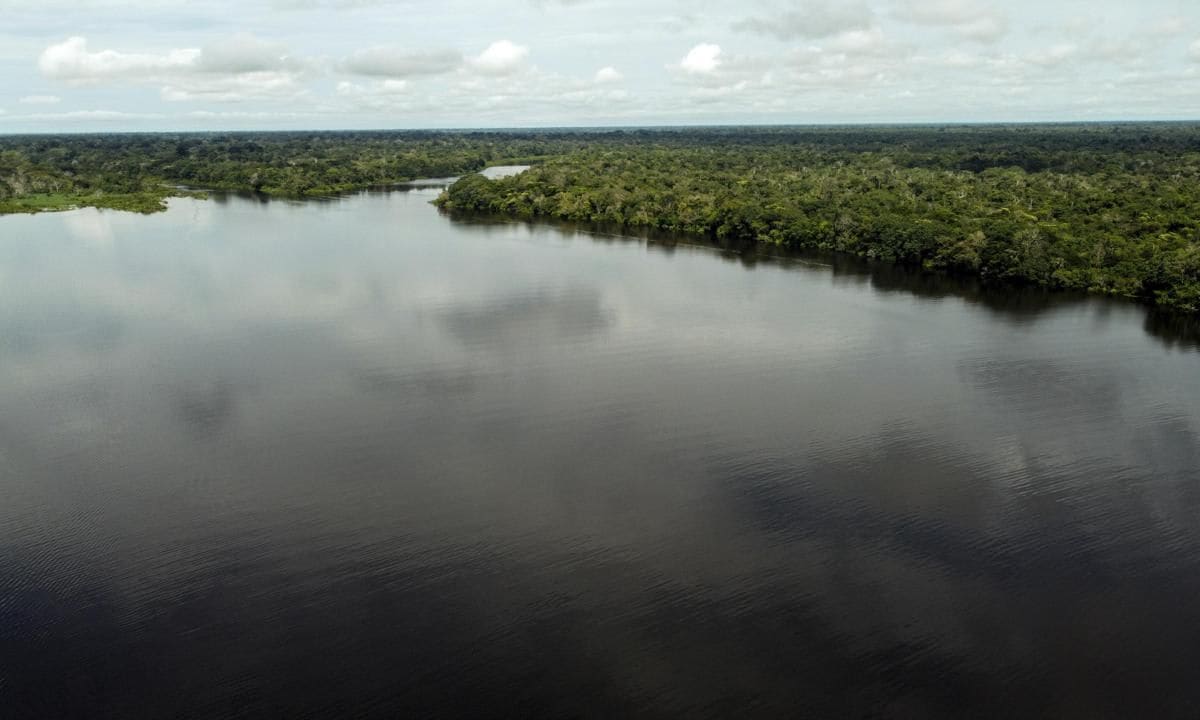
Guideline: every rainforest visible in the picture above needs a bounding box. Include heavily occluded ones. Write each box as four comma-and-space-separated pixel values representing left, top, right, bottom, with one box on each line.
3, 124, 1199, 311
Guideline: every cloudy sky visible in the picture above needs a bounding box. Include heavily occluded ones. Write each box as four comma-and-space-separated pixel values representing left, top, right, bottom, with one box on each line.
1, 0, 1199, 131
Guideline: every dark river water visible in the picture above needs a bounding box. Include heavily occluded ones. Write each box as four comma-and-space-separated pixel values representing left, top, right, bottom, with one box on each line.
2, 182, 1199, 719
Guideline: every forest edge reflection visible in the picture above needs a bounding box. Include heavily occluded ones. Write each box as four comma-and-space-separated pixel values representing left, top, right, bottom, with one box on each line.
434, 206, 1200, 351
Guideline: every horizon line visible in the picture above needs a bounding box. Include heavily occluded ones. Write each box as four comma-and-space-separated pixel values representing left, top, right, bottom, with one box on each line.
4, 118, 1200, 137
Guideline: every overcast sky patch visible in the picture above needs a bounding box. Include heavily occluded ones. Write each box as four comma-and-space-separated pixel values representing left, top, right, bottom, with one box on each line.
0, 0, 1197, 130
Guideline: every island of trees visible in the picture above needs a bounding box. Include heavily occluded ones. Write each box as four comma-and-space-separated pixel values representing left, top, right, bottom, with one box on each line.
2, 125, 1199, 312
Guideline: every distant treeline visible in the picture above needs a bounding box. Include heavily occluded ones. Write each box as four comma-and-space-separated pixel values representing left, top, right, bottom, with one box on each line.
0, 130, 592, 213
436, 125, 1200, 312
1, 125, 1198, 311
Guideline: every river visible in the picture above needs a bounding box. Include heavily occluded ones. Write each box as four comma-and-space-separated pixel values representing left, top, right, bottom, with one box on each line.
1, 183, 1198, 718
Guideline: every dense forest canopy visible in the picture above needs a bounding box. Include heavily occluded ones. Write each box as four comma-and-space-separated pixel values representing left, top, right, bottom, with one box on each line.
437, 125, 1200, 313
0, 130, 575, 212
1, 125, 1199, 311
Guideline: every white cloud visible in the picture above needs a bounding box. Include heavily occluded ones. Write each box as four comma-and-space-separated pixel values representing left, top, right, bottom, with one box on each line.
0, 109, 165, 122
334, 79, 412, 110
898, 0, 987, 25
825, 27, 895, 56
270, 0, 412, 7
668, 44, 777, 101
195, 34, 301, 74
18, 94, 61, 104
40, 35, 303, 81
161, 72, 305, 102
955, 16, 1007, 42
928, 49, 983, 69
468, 40, 530, 76
594, 66, 622, 83
341, 46, 462, 77
691, 80, 749, 99
1025, 43, 1077, 67
10, 1, 1200, 129
734, 2, 873, 40
1147, 17, 1187, 37
184, 110, 319, 126
39, 37, 198, 81
1082, 38, 1143, 65
333, 64, 637, 122
677, 44, 722, 75
38, 35, 308, 103
895, 0, 1009, 42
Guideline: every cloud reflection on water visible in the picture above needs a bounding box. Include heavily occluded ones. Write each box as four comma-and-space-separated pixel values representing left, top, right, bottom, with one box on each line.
0, 193, 1198, 718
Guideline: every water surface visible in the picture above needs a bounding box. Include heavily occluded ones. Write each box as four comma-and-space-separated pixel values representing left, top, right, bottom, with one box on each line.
1, 188, 1198, 718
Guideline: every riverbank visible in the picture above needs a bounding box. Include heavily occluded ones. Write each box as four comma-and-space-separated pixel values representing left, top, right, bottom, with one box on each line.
5, 125, 1198, 311
433, 129, 1200, 313
0, 190, 178, 215
0, 131, 564, 218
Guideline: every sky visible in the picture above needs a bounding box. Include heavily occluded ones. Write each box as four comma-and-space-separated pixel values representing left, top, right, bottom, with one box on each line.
1, 0, 1199, 132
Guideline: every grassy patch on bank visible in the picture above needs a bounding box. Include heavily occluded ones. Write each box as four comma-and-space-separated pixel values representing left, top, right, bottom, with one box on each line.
0, 191, 173, 215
